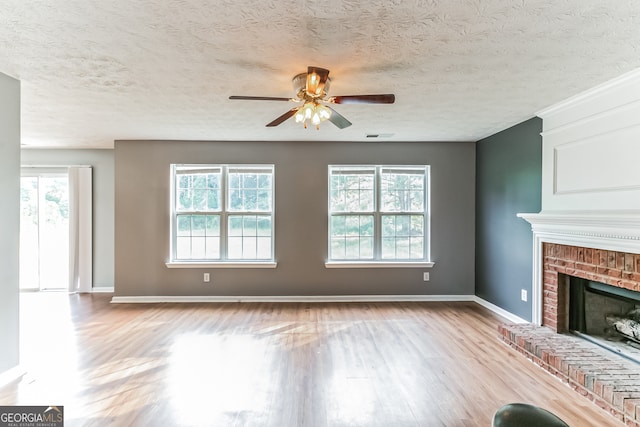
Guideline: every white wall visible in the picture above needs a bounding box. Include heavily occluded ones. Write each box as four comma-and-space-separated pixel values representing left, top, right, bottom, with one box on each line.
538, 68, 640, 213
0, 73, 20, 374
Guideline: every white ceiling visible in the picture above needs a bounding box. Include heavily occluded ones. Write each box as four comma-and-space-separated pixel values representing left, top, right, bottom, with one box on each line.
2, 0, 640, 149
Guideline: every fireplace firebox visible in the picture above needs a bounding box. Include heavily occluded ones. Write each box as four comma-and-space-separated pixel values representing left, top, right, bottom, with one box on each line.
568, 276, 640, 363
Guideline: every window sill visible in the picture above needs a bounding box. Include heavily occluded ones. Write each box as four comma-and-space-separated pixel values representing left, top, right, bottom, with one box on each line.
166, 261, 277, 269
324, 261, 435, 269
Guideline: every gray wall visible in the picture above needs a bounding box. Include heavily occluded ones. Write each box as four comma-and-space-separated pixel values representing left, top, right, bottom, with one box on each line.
0, 73, 20, 373
475, 117, 542, 321
115, 140, 475, 297
21, 149, 115, 289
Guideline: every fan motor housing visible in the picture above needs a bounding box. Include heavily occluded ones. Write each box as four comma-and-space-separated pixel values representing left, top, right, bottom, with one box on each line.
292, 72, 331, 98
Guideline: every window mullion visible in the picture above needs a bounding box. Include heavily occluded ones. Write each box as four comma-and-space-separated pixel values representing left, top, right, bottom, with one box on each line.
171, 165, 177, 261
374, 166, 381, 261
221, 166, 228, 261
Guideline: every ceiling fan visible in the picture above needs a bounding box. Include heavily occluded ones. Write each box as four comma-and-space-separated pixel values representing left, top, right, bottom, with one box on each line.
229, 66, 395, 129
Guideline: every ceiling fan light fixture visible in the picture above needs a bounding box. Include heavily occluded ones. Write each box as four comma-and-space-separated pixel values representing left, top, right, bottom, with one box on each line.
230, 66, 393, 129
295, 101, 332, 129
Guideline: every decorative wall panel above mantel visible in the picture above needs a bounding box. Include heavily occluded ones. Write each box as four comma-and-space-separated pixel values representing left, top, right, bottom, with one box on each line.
537, 69, 640, 213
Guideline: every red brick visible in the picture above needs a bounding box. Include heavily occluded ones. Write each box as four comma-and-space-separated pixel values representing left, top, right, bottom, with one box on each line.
544, 319, 558, 331
606, 277, 625, 288
600, 250, 609, 267
594, 379, 605, 396
622, 398, 640, 419
560, 246, 567, 259
599, 267, 623, 278
577, 247, 585, 262
554, 244, 562, 258
562, 246, 570, 260
609, 251, 619, 268
544, 270, 558, 284
585, 248, 594, 264
603, 383, 615, 405
594, 272, 604, 281
622, 271, 640, 283
626, 419, 640, 427
618, 252, 627, 270
544, 281, 558, 293
576, 262, 597, 273
544, 296, 557, 308
626, 253, 636, 272
635, 255, 640, 273
577, 369, 587, 387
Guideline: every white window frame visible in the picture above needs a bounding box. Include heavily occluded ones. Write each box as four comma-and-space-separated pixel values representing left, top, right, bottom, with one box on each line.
325, 165, 434, 269
166, 164, 277, 269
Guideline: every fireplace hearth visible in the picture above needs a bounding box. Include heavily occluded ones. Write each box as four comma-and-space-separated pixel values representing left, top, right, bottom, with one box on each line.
500, 241, 640, 426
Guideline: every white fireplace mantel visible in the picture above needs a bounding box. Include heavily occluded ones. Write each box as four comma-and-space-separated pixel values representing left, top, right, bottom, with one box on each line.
518, 212, 640, 252
518, 211, 640, 325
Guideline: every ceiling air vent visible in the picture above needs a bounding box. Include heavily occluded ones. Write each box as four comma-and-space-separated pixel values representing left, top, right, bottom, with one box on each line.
366, 133, 394, 138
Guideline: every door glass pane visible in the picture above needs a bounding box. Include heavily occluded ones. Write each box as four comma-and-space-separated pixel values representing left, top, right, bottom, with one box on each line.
20, 177, 39, 289
20, 175, 69, 290
39, 177, 69, 289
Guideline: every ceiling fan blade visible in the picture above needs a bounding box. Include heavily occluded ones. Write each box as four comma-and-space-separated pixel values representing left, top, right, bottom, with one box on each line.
266, 107, 300, 127
306, 66, 330, 96
331, 94, 395, 104
229, 95, 292, 101
327, 107, 352, 129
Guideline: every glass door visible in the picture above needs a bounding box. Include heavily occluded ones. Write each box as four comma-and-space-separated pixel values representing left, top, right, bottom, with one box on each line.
20, 173, 70, 290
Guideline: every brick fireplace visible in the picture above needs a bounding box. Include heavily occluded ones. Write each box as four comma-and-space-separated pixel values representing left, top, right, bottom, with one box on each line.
502, 214, 640, 425
542, 243, 640, 333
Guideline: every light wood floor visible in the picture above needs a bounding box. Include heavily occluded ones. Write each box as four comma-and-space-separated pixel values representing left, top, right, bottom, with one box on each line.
0, 293, 622, 427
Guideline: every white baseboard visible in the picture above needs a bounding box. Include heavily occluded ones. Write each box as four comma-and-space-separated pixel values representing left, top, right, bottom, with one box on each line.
109, 294, 530, 324
111, 294, 476, 304
91, 287, 114, 293
472, 296, 529, 324
0, 365, 26, 387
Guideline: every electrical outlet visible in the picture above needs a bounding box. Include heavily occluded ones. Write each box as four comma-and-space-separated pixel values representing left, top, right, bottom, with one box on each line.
423, 272, 430, 281
521, 289, 527, 302
203, 273, 210, 283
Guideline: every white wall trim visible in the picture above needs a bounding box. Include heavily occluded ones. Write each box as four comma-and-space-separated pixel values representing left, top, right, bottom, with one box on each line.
91, 287, 114, 293
536, 67, 640, 118
110, 294, 529, 325
111, 294, 475, 304
325, 261, 435, 269
472, 296, 529, 324
0, 365, 26, 388
166, 261, 277, 269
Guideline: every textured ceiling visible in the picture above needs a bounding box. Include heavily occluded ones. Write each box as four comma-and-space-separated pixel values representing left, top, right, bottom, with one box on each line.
2, 0, 640, 148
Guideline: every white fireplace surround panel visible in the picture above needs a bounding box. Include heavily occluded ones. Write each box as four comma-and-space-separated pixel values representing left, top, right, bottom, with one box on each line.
538, 67, 640, 212
518, 67, 640, 325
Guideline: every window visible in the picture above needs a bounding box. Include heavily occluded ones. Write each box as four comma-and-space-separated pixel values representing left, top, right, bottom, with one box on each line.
328, 165, 430, 265
170, 165, 274, 265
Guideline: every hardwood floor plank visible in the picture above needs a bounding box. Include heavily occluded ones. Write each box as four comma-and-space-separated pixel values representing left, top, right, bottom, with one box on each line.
0, 294, 624, 426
